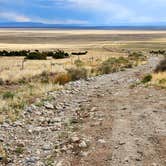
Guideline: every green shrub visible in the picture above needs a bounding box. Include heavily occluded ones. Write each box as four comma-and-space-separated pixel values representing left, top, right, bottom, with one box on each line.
71, 51, 88, 55
14, 146, 24, 155
150, 50, 165, 55
97, 57, 132, 74
52, 50, 69, 59
142, 74, 152, 84
67, 68, 88, 81
3, 91, 15, 99
154, 58, 166, 73
25, 52, 47, 60
128, 52, 145, 61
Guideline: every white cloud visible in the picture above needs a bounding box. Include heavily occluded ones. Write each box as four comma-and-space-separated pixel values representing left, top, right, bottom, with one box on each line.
1, 0, 166, 25
0, 11, 88, 24
0, 12, 31, 22
34, 17, 88, 24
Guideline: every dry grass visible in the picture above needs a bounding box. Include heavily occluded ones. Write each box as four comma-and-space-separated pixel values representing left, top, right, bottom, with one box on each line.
152, 72, 166, 88
0, 50, 126, 82
0, 82, 62, 122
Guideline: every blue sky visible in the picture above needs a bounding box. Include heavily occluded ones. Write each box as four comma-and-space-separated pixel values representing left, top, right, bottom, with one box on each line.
0, 0, 166, 25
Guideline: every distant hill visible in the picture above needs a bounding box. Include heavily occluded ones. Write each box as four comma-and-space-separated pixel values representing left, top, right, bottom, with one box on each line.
1, 22, 166, 30
0, 22, 64, 28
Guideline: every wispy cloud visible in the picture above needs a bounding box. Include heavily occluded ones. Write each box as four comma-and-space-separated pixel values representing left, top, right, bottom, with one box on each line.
32, 17, 89, 24
0, 12, 31, 22
0, 11, 88, 24
0, 0, 166, 25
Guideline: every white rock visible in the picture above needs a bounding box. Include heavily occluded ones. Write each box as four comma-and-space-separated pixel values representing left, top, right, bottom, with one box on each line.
71, 136, 80, 143
44, 102, 54, 109
79, 141, 88, 148
98, 139, 106, 144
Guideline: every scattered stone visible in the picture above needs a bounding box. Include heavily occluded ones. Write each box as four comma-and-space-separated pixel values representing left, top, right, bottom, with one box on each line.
98, 139, 106, 144
121, 107, 127, 110
79, 141, 88, 148
54, 117, 62, 123
135, 156, 142, 161
70, 136, 80, 143
80, 151, 89, 157
44, 102, 54, 109
1, 123, 10, 128
13, 121, 23, 127
42, 144, 52, 151
151, 163, 158, 166
25, 104, 38, 113
114, 145, 119, 149
124, 156, 129, 163
153, 110, 158, 113
90, 107, 97, 112
90, 122, 101, 127
25, 156, 39, 165
119, 141, 126, 145
28, 126, 43, 133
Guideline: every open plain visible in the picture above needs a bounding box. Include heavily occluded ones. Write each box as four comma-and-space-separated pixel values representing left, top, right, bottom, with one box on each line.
0, 29, 165, 166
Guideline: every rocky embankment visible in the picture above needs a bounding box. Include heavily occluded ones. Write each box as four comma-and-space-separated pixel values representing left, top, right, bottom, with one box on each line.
0, 56, 166, 166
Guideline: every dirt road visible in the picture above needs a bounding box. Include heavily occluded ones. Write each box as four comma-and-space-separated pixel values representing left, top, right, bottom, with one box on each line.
0, 56, 165, 166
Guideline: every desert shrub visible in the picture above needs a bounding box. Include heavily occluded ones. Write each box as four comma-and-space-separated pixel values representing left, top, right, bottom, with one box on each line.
128, 52, 145, 61
40, 71, 50, 83
142, 74, 152, 84
53, 73, 70, 85
14, 147, 24, 155
67, 68, 88, 81
44, 51, 54, 57
71, 51, 88, 55
74, 59, 84, 68
159, 78, 166, 84
18, 77, 27, 84
9, 100, 25, 109
0, 78, 4, 85
154, 58, 166, 73
97, 57, 132, 74
52, 50, 69, 59
0, 50, 30, 57
25, 52, 47, 60
3, 91, 15, 99
150, 50, 165, 55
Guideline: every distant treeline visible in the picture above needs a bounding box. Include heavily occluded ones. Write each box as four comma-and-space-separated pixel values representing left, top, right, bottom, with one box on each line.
0, 49, 70, 60
0, 50, 88, 60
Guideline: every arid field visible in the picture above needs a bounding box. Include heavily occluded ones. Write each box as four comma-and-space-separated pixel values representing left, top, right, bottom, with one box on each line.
0, 29, 166, 165
1, 29, 166, 50
1, 29, 166, 81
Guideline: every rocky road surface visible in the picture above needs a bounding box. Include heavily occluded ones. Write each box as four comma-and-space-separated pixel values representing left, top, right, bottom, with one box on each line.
0, 56, 166, 166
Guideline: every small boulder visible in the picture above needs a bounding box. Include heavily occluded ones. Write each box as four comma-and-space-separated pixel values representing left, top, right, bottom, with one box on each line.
44, 102, 54, 109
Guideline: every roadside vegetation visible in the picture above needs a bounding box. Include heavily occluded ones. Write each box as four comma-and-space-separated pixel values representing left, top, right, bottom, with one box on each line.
151, 57, 166, 88
0, 49, 147, 123
141, 57, 166, 88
